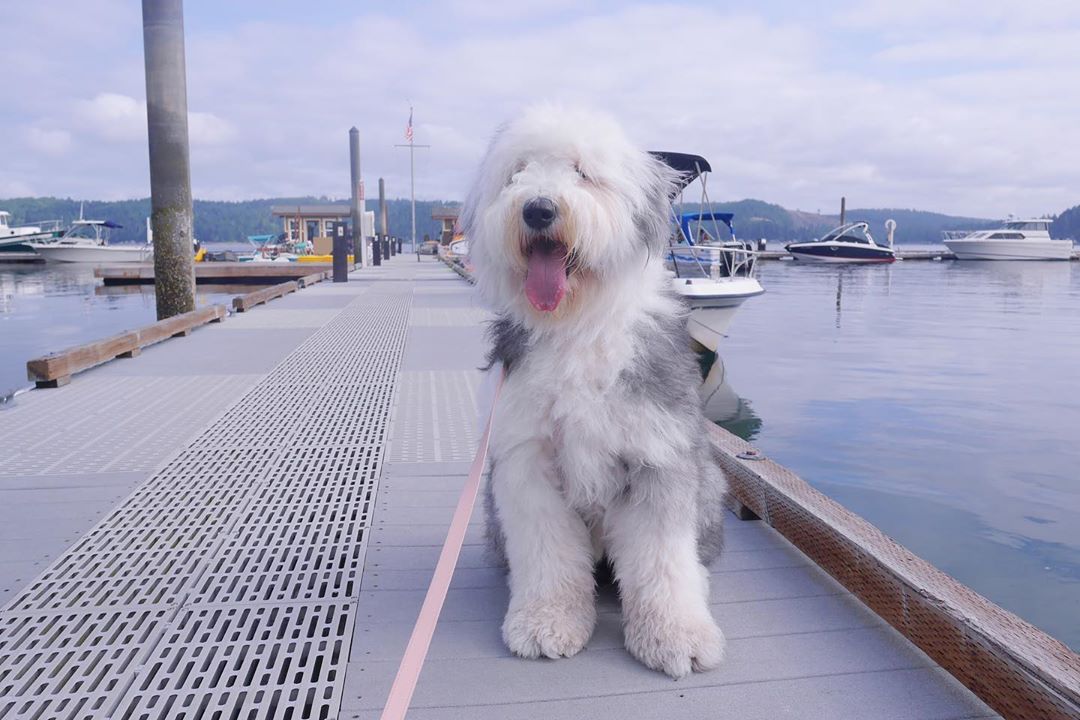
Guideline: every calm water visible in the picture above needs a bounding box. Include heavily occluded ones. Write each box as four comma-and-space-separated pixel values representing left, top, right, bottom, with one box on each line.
712, 256, 1080, 649
0, 263, 242, 397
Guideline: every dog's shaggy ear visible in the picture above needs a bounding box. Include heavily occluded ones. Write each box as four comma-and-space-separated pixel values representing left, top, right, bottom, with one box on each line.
635, 153, 680, 253
460, 123, 509, 240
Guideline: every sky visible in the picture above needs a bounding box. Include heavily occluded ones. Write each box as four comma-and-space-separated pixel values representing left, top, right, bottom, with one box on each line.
2, 0, 1079, 218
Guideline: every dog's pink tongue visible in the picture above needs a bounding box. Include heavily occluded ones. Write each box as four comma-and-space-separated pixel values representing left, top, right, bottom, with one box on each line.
525, 249, 568, 312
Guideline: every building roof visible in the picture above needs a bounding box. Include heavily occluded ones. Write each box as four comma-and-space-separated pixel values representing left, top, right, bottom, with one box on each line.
271, 204, 351, 218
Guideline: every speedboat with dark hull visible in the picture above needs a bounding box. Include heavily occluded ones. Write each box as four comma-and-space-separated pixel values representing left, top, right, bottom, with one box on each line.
786, 220, 896, 263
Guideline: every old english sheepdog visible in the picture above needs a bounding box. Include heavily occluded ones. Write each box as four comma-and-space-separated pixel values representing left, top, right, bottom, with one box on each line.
462, 106, 728, 678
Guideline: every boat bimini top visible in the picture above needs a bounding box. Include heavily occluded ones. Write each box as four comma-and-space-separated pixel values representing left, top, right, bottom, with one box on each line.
649, 151, 712, 192
678, 212, 735, 246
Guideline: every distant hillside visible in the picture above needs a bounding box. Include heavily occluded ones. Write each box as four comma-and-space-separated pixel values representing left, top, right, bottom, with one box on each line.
689, 201, 996, 244
0, 197, 456, 245
1051, 204, 1080, 239
3, 196, 1076, 246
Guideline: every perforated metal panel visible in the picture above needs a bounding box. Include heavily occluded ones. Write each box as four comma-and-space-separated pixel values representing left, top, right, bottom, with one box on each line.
390, 370, 481, 463
408, 307, 492, 327
0, 606, 170, 720
115, 602, 353, 720
0, 376, 255, 476
0, 282, 413, 719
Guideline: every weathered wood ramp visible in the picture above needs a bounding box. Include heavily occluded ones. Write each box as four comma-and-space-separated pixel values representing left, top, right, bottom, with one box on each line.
0, 256, 999, 719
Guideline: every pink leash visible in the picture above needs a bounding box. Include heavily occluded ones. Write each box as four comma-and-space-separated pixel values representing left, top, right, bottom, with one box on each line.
379, 369, 504, 720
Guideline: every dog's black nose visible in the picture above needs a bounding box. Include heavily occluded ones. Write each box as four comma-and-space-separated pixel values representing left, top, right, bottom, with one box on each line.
522, 197, 557, 230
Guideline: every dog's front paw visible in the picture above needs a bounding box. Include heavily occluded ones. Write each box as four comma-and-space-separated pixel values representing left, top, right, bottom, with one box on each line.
624, 609, 726, 679
502, 598, 597, 660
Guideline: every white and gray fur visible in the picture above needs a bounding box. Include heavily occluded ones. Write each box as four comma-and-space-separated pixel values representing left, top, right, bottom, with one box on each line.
464, 105, 729, 679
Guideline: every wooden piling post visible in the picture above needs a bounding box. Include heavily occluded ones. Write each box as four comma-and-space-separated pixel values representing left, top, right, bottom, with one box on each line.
142, 0, 197, 320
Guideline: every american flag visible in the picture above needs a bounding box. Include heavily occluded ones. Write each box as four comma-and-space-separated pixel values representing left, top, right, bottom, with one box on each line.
405, 107, 414, 143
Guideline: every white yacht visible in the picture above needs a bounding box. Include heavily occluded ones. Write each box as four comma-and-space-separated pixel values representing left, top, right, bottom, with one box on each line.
943, 219, 1073, 260
28, 219, 152, 263
651, 151, 764, 352
0, 211, 64, 248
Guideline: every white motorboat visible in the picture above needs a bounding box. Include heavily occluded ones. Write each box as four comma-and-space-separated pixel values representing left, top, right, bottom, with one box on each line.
0, 211, 64, 248
786, 220, 897, 263
673, 269, 764, 351
28, 219, 152, 263
943, 219, 1074, 260
651, 151, 764, 351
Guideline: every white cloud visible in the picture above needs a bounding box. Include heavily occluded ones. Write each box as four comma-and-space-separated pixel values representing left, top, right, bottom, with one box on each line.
24, 127, 73, 157
74, 93, 144, 143
189, 111, 236, 146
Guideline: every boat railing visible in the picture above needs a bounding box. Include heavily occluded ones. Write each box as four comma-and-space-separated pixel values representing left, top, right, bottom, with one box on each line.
942, 230, 973, 240
15, 219, 65, 233
666, 242, 758, 281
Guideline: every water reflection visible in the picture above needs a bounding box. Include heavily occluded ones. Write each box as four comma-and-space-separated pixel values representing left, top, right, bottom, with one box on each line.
696, 348, 762, 441
0, 263, 238, 396
716, 258, 1080, 648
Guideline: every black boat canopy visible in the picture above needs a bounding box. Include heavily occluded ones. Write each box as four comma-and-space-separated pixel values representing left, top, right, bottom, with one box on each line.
649, 151, 712, 191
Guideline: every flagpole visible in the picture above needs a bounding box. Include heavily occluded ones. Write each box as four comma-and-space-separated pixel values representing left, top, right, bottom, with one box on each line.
396, 105, 429, 255
410, 137, 416, 253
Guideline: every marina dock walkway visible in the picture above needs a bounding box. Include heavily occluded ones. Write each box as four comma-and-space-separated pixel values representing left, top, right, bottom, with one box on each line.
0, 256, 998, 719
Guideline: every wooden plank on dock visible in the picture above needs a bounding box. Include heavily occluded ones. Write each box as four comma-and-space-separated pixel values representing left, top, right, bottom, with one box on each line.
297, 270, 329, 288
95, 261, 343, 285
26, 304, 226, 387
232, 280, 299, 312
709, 425, 1080, 720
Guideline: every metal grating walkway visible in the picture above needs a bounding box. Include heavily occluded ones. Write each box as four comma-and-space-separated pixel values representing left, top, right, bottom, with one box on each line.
0, 265, 413, 719
0, 257, 1001, 720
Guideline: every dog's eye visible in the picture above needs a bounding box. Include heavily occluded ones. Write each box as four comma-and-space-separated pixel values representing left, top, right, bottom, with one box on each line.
574, 164, 590, 182
508, 161, 527, 186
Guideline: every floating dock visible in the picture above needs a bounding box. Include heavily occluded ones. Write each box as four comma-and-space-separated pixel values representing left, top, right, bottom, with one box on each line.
0, 255, 1075, 719
94, 261, 344, 285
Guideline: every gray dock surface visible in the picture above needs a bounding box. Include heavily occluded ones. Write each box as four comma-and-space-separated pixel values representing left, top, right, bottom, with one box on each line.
0, 256, 998, 719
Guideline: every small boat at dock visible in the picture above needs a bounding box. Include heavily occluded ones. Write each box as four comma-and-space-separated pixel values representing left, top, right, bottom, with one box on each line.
943, 218, 1073, 260
786, 220, 897, 263
0, 211, 64, 248
651, 151, 765, 351
238, 233, 303, 262
28, 219, 152, 263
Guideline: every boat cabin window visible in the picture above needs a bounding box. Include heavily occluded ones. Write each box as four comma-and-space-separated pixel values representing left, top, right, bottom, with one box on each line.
989, 232, 1025, 240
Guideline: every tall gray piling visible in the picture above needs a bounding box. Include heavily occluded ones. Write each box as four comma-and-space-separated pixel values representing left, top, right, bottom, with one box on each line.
349, 127, 363, 267
378, 178, 387, 237
840, 196, 846, 226
142, 0, 196, 319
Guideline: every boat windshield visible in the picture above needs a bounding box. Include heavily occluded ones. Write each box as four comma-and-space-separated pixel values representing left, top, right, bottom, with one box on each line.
65, 223, 105, 242
1004, 221, 1049, 232
821, 222, 875, 245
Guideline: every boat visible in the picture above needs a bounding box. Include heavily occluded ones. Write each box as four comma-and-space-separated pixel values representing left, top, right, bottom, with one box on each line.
786, 220, 896, 263
238, 234, 301, 262
0, 211, 64, 248
28, 219, 152, 263
651, 151, 765, 351
943, 218, 1073, 260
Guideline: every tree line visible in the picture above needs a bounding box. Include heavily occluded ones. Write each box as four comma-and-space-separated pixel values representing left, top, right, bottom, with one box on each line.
2, 196, 1077, 246
0, 197, 457, 245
